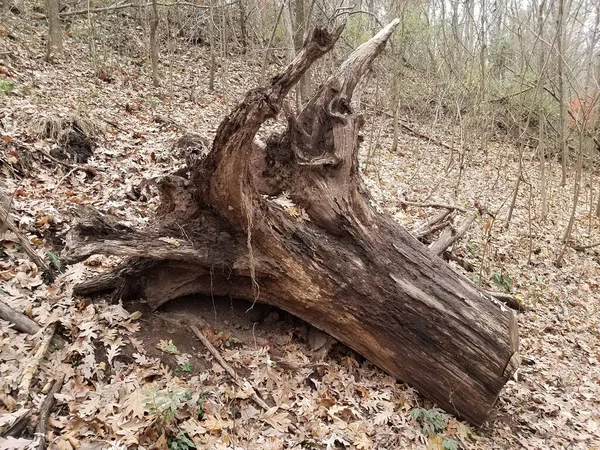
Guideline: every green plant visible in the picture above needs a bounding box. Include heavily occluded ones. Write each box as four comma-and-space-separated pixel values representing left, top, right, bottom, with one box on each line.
492, 270, 512, 292
46, 250, 61, 270
0, 80, 15, 96
174, 361, 192, 376
143, 386, 193, 422
168, 431, 195, 450
411, 407, 446, 436
442, 436, 458, 450
195, 395, 205, 420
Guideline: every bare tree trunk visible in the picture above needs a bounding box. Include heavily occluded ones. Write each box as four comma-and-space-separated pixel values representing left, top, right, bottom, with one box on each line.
293, 0, 307, 104
45, 0, 63, 60
557, 0, 568, 186
149, 0, 160, 87
208, 0, 216, 92
557, 136, 584, 265
86, 0, 98, 72
64, 22, 519, 426
259, 1, 285, 83
238, 0, 248, 53
539, 113, 549, 220
537, 0, 548, 221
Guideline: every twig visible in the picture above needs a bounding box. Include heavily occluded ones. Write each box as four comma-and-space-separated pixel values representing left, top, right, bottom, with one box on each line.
270, 356, 328, 373
34, 374, 65, 450
398, 120, 457, 152
443, 251, 475, 272
412, 209, 454, 239
191, 323, 269, 410
0, 300, 65, 348
429, 213, 477, 256
570, 241, 600, 251
2, 410, 32, 438
34, 148, 97, 176
34, 0, 237, 18
400, 200, 466, 213
484, 291, 528, 312
0, 196, 53, 280
0, 300, 42, 335
17, 323, 57, 404
55, 167, 77, 189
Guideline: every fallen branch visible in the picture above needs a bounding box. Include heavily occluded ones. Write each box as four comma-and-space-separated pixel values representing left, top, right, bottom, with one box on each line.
34, 0, 236, 18
398, 120, 457, 152
570, 241, 600, 251
0, 300, 43, 336
399, 200, 466, 213
1, 410, 31, 438
443, 251, 475, 272
429, 213, 477, 256
0, 300, 65, 348
34, 148, 97, 176
270, 356, 328, 373
17, 323, 57, 404
191, 323, 269, 410
484, 291, 528, 312
412, 209, 454, 239
34, 374, 65, 450
0, 195, 53, 280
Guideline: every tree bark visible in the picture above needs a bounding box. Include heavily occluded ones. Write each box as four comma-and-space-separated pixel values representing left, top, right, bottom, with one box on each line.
45, 0, 63, 60
149, 0, 160, 87
64, 21, 519, 426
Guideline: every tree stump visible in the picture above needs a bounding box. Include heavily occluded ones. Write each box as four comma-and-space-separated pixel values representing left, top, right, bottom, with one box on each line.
64, 21, 519, 425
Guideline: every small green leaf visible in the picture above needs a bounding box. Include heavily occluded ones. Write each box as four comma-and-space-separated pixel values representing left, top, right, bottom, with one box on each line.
442, 437, 458, 450
46, 250, 61, 270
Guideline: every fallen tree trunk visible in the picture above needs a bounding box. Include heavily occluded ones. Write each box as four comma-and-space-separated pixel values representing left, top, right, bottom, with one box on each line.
64, 21, 519, 425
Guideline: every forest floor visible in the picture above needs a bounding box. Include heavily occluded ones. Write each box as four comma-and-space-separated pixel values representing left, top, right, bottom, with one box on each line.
1, 10, 600, 450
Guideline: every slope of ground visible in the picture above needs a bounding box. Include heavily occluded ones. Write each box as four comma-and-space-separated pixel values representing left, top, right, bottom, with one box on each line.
1, 11, 600, 450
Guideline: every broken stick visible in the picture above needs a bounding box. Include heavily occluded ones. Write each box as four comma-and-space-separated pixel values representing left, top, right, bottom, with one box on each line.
412, 209, 454, 239
429, 213, 477, 256
485, 291, 528, 312
191, 323, 269, 410
17, 323, 57, 404
400, 200, 466, 213
34, 374, 65, 450
0, 300, 65, 348
0, 193, 53, 280
0, 299, 43, 336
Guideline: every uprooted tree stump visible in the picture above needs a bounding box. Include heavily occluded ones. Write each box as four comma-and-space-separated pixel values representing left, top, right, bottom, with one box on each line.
64, 20, 519, 425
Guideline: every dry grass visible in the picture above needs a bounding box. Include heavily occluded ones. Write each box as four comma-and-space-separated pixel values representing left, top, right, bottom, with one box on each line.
31, 113, 103, 143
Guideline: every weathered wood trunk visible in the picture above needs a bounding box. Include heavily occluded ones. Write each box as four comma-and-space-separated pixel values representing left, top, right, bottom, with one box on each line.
64, 21, 519, 425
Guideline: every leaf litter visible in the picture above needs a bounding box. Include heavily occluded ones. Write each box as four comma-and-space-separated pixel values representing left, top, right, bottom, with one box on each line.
1, 9, 600, 450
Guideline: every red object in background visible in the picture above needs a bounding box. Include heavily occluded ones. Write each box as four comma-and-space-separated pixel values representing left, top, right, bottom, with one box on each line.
569, 87, 600, 131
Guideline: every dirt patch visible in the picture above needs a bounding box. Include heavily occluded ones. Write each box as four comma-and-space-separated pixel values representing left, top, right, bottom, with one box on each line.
123, 295, 329, 375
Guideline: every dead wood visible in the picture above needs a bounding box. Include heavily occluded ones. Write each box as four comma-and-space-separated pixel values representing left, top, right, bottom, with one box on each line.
400, 200, 467, 213
570, 241, 600, 251
484, 291, 528, 312
17, 323, 57, 404
0, 300, 65, 348
1, 410, 31, 438
0, 192, 53, 280
191, 324, 269, 411
429, 213, 477, 256
443, 251, 475, 272
64, 21, 519, 425
0, 299, 43, 336
33, 148, 97, 176
398, 120, 458, 151
412, 209, 455, 239
34, 374, 65, 450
